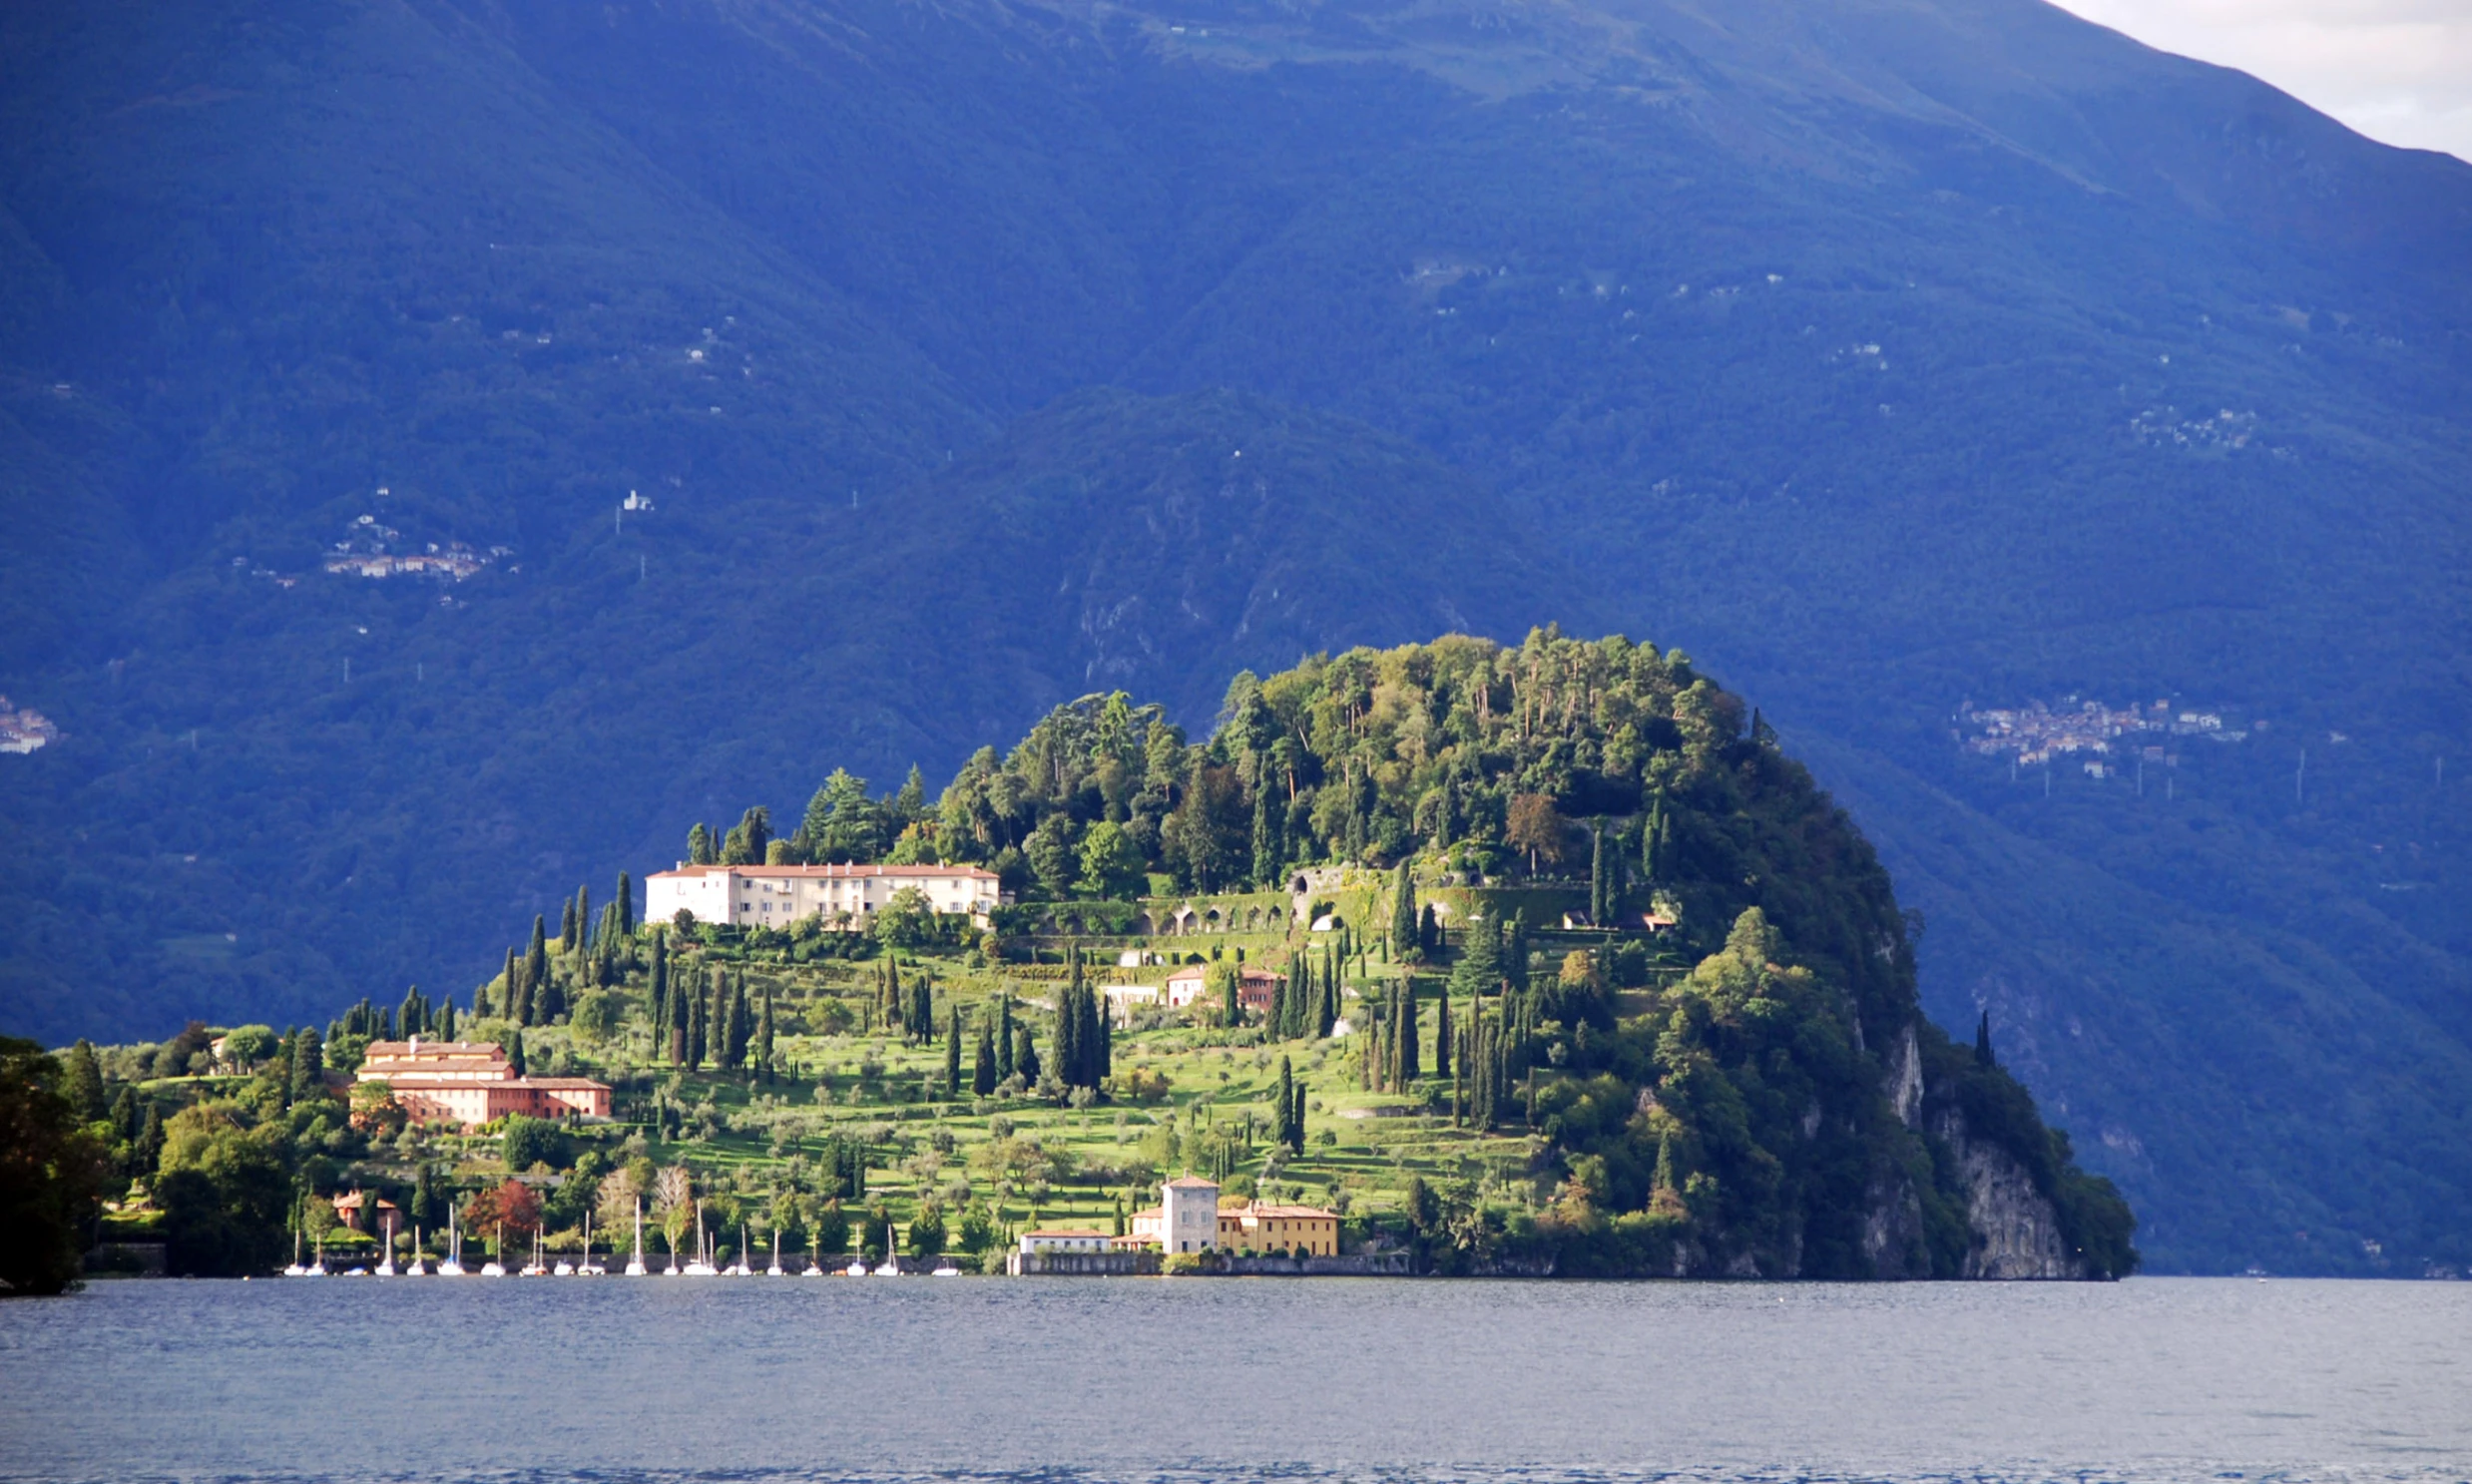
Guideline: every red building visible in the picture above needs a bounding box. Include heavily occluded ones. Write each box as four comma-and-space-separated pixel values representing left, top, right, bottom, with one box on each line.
355, 1038, 611, 1130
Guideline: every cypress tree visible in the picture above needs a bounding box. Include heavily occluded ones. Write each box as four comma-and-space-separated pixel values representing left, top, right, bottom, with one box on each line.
535, 956, 565, 1026
757, 982, 776, 1083
651, 929, 671, 1016
561, 895, 578, 951
1285, 1058, 1304, 1152
135, 1105, 166, 1175
508, 1029, 527, 1077
439, 999, 457, 1041
290, 1027, 323, 1104
575, 884, 591, 955
1054, 981, 1082, 1091
1014, 1026, 1040, 1086
1390, 861, 1419, 963
1976, 1010, 1996, 1068
1250, 787, 1278, 888
1397, 980, 1420, 1082
973, 1016, 998, 1097
944, 1004, 963, 1095
1589, 821, 1606, 926
997, 995, 1016, 1082
524, 916, 549, 1020
1433, 980, 1452, 1081
108, 1086, 140, 1145
1097, 995, 1113, 1082
913, 976, 934, 1046
397, 988, 423, 1040
1316, 954, 1337, 1039
689, 976, 709, 1069
500, 947, 521, 1023
617, 871, 635, 938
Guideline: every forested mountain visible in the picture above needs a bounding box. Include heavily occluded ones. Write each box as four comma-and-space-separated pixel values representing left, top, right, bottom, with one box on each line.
0, 0, 2464, 1275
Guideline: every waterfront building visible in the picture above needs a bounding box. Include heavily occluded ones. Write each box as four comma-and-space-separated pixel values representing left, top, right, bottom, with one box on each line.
1124, 1177, 1340, 1255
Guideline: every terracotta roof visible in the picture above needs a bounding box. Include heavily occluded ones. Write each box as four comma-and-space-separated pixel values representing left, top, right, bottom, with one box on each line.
649, 862, 997, 881
1023, 1229, 1112, 1238
1165, 1176, 1220, 1189
518, 1077, 612, 1090
1240, 1203, 1339, 1220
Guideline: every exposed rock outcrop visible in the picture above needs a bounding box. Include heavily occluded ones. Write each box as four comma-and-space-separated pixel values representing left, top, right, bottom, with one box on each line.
1933, 1106, 2086, 1279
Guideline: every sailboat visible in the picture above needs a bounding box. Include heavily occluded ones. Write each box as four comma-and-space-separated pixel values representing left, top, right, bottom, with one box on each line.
626, 1200, 649, 1276
683, 1205, 720, 1276
931, 1260, 963, 1277
374, 1213, 398, 1276
404, 1225, 429, 1276
522, 1230, 549, 1277
305, 1233, 328, 1277
805, 1245, 828, 1276
480, 1223, 508, 1277
844, 1257, 869, 1276
438, 1207, 468, 1275
873, 1255, 902, 1276
724, 1223, 752, 1277
284, 1226, 309, 1277
767, 1231, 785, 1277
579, 1214, 606, 1276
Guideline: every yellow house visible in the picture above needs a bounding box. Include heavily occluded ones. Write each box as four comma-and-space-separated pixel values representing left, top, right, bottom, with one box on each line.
1218, 1202, 1340, 1256
1126, 1177, 1342, 1256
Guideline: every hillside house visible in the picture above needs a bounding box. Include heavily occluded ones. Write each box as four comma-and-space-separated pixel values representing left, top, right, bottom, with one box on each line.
645, 862, 1003, 930
354, 1038, 610, 1130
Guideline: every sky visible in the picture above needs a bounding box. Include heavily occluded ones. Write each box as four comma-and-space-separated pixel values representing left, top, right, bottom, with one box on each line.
2053, 0, 2472, 161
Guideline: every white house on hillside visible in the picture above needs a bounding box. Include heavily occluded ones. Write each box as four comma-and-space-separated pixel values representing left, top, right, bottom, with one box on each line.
645, 862, 1003, 930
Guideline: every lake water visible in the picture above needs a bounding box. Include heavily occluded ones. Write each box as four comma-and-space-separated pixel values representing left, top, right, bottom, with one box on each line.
0, 1277, 2464, 1483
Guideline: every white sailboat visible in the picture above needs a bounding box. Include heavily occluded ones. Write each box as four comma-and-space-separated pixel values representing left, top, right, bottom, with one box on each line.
627, 1200, 649, 1276
304, 1234, 328, 1277
480, 1223, 507, 1277
724, 1224, 753, 1277
284, 1227, 309, 1278
404, 1225, 429, 1276
438, 1207, 467, 1275
374, 1214, 398, 1276
682, 1206, 719, 1276
931, 1262, 962, 1277
873, 1257, 901, 1276
579, 1213, 605, 1276
767, 1231, 785, 1277
845, 1257, 869, 1276
522, 1231, 548, 1277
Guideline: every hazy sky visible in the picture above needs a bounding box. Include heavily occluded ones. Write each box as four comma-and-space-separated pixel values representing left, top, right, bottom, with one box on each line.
2054, 0, 2472, 161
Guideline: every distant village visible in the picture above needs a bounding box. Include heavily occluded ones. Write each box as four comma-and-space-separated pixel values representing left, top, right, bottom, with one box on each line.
1955, 697, 2256, 778
0, 696, 60, 754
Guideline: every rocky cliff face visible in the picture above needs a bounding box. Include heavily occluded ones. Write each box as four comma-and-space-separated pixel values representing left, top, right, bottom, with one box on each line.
1931, 1106, 2088, 1279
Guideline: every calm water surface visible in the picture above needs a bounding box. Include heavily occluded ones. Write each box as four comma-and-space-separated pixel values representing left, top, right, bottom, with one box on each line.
1, 1277, 2464, 1484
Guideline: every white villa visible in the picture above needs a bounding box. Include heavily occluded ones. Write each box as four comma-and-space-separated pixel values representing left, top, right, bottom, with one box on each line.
645, 862, 1003, 930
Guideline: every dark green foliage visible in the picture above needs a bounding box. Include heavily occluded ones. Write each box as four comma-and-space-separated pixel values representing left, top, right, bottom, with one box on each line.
972, 1014, 998, 1097
0, 1038, 106, 1294
943, 1003, 962, 1095
506, 1030, 526, 1078
287, 1028, 322, 1105
501, 1115, 564, 1173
